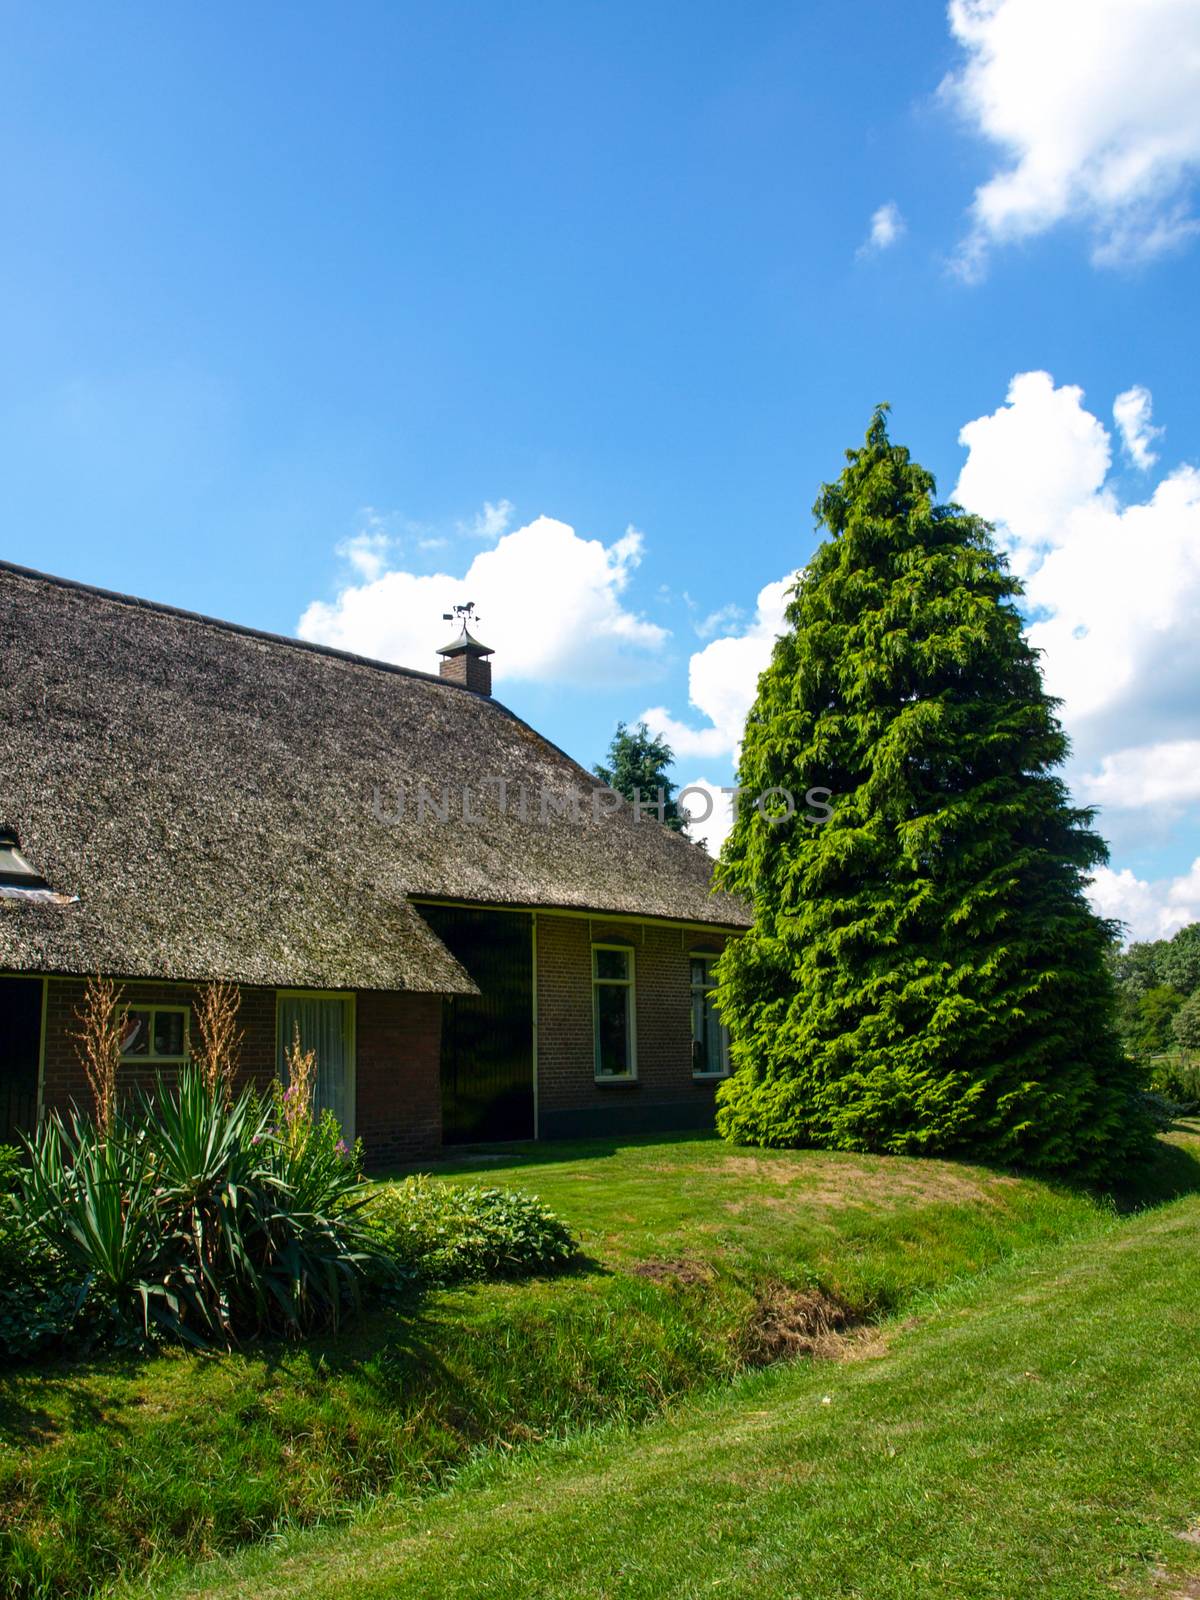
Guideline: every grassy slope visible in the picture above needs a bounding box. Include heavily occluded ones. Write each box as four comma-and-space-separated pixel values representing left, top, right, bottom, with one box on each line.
153, 1181, 1200, 1600
3, 1132, 1196, 1598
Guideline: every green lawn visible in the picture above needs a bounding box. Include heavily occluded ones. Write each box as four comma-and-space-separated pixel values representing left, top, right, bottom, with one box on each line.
147, 1169, 1200, 1600
3, 1130, 1197, 1598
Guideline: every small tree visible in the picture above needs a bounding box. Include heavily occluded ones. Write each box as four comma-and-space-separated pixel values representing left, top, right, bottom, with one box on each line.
70, 975, 125, 1137
714, 408, 1149, 1179
193, 980, 244, 1105
1172, 990, 1200, 1054
594, 720, 686, 831
1131, 985, 1185, 1055
1162, 922, 1200, 998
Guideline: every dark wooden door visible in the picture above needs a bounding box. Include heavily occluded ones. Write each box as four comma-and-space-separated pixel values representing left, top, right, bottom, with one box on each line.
0, 978, 42, 1143
418, 906, 534, 1143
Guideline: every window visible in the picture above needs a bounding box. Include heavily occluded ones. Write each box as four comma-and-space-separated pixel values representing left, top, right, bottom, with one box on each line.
592, 944, 636, 1080
276, 992, 356, 1141
121, 1005, 190, 1062
690, 955, 729, 1078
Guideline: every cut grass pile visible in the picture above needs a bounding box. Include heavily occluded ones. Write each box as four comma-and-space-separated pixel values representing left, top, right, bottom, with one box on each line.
152, 1169, 1200, 1600
2, 1130, 1197, 1598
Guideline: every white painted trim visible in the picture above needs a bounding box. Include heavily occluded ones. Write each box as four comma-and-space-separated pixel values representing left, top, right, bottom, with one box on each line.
275, 989, 358, 1143
688, 951, 731, 1080
0, 972, 48, 1128
37, 976, 48, 1122
531, 912, 540, 1140
591, 941, 638, 1082
120, 1001, 191, 1064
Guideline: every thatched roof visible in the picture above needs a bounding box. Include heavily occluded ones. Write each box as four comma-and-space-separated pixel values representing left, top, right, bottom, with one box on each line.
0, 563, 749, 991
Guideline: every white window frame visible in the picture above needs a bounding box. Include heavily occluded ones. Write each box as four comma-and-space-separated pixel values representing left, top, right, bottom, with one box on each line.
592, 943, 637, 1082
120, 1003, 191, 1064
275, 989, 358, 1142
689, 952, 730, 1080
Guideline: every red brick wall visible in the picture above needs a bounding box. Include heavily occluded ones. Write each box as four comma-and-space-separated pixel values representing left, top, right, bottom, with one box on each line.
535, 913, 732, 1138
40, 978, 277, 1117
355, 990, 442, 1168
37, 977, 441, 1165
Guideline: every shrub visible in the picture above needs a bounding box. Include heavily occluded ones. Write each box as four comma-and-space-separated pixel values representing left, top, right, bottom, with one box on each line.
0, 1177, 84, 1361
0, 1143, 21, 1194
1171, 990, 1200, 1054
1148, 1054, 1200, 1109
18, 1067, 379, 1350
364, 1176, 579, 1286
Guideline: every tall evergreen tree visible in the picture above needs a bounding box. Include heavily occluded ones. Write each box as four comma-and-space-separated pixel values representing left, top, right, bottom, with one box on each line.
594, 720, 687, 832
714, 409, 1149, 1178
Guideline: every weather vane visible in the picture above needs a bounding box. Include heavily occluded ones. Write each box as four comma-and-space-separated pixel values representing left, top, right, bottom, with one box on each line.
442, 601, 481, 629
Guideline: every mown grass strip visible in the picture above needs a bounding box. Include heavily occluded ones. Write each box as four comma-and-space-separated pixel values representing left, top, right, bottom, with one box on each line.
153, 1186, 1200, 1600
3, 1131, 1195, 1598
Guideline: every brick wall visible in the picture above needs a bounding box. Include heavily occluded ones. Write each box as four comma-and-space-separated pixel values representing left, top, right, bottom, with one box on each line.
37, 976, 442, 1166
41, 977, 277, 1117
355, 989, 442, 1168
535, 913, 732, 1140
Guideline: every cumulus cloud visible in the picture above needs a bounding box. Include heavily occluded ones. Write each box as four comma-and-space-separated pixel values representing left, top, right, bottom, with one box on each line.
944, 0, 1200, 275
859, 201, 906, 255
300, 514, 668, 686
955, 371, 1200, 938
676, 776, 738, 858
638, 575, 796, 761
1075, 741, 1200, 814
1113, 385, 1163, 469
955, 372, 1200, 754
1087, 859, 1200, 941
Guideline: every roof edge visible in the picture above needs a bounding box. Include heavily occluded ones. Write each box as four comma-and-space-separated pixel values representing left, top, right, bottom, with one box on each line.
0, 558, 487, 698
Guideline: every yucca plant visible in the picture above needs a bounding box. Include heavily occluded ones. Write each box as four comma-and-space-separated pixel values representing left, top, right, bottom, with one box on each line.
20, 1069, 380, 1349
134, 1067, 272, 1342
22, 1111, 162, 1331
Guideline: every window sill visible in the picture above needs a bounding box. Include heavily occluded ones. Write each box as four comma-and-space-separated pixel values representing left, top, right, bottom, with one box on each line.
594, 1075, 639, 1088
692, 1072, 731, 1082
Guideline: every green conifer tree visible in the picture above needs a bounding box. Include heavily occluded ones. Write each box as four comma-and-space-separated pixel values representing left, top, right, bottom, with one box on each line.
713, 409, 1149, 1178
594, 720, 686, 832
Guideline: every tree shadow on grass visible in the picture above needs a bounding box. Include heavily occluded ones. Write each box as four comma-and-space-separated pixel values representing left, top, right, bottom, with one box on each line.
0, 1346, 149, 1447
372, 1127, 715, 1184
1106, 1122, 1200, 1212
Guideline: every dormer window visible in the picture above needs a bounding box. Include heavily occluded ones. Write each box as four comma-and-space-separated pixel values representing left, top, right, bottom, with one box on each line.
0, 828, 75, 905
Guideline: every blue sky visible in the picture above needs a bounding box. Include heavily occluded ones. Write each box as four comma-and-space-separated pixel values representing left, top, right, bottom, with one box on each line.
3, 1, 1199, 937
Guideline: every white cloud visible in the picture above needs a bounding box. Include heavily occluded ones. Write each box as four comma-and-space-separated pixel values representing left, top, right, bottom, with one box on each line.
676, 776, 737, 858
300, 514, 668, 686
954, 373, 1200, 766
1076, 741, 1200, 813
859, 201, 906, 255
1088, 859, 1200, 940
944, 0, 1200, 275
335, 509, 394, 582
956, 371, 1112, 560
639, 575, 796, 761
1113, 385, 1163, 469
956, 372, 1200, 942
461, 498, 515, 541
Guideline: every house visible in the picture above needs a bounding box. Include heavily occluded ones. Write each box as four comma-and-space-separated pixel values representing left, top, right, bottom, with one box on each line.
0, 561, 750, 1164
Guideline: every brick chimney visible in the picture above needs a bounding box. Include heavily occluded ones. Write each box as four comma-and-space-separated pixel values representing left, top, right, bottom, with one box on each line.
436, 623, 494, 695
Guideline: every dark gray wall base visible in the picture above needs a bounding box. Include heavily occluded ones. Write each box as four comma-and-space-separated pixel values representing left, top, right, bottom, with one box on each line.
539, 1098, 716, 1141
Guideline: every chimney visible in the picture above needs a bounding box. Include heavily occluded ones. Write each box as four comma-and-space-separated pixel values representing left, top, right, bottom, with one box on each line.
437, 607, 495, 695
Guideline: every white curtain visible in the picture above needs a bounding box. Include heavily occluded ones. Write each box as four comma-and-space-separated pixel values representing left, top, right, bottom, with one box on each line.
277, 995, 353, 1136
